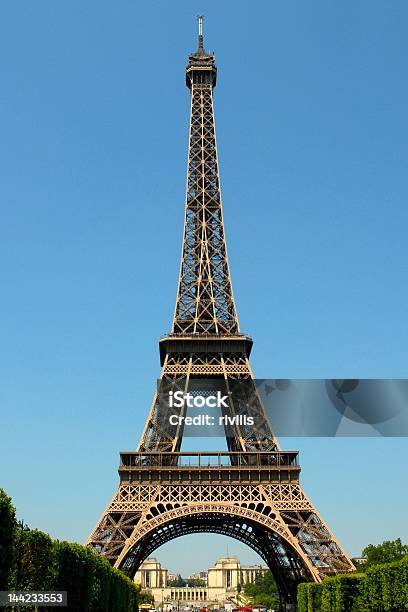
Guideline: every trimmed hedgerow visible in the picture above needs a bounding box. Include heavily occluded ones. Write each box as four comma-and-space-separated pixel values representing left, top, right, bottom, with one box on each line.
298, 581, 322, 612
297, 559, 408, 611
52, 540, 139, 612
1, 488, 139, 612
0, 489, 16, 590
360, 556, 408, 611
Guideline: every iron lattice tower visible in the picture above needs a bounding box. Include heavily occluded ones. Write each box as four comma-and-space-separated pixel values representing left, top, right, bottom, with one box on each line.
87, 19, 354, 606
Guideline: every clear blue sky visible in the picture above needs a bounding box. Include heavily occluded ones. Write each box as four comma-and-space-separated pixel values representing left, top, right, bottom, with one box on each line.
1, 1, 407, 576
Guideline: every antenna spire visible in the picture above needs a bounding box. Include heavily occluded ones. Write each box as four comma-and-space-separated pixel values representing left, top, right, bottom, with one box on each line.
197, 15, 204, 50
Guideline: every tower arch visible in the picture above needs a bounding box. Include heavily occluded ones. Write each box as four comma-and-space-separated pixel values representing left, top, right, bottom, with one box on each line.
116, 504, 318, 604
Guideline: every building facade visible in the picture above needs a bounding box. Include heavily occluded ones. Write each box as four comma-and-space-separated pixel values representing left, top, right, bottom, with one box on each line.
208, 557, 268, 590
135, 557, 268, 605
134, 558, 168, 589
188, 571, 208, 583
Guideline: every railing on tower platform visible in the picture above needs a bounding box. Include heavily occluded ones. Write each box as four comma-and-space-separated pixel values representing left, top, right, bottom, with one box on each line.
119, 451, 299, 469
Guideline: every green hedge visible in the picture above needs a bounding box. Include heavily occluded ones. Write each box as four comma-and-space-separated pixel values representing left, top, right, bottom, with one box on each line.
0, 489, 16, 590
9, 533, 139, 611
298, 581, 322, 612
0, 489, 139, 612
52, 541, 139, 612
297, 560, 408, 612
360, 556, 408, 611
12, 528, 55, 592
333, 574, 365, 611
323, 574, 364, 611
298, 555, 408, 612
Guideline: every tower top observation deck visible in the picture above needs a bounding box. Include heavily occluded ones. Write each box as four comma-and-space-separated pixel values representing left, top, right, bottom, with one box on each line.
186, 16, 217, 88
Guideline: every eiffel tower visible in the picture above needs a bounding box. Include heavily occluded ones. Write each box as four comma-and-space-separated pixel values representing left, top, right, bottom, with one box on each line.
87, 18, 354, 607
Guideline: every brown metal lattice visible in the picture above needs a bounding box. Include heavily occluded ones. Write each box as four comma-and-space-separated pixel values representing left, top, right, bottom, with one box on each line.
87, 23, 354, 605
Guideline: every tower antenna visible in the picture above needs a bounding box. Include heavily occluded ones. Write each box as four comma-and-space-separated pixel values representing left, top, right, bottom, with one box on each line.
197, 15, 204, 36
197, 15, 204, 50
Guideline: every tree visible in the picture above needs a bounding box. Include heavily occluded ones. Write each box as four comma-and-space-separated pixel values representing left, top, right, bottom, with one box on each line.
0, 489, 16, 590
362, 538, 408, 567
11, 520, 31, 592
53, 541, 97, 611
243, 571, 280, 609
0, 490, 139, 612
168, 574, 186, 587
186, 578, 206, 587
139, 590, 155, 605
12, 528, 54, 591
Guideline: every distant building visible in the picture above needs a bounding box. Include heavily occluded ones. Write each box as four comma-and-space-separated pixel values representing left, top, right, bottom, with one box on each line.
208, 557, 268, 590
135, 556, 268, 605
188, 570, 208, 583
353, 557, 368, 565
134, 558, 167, 589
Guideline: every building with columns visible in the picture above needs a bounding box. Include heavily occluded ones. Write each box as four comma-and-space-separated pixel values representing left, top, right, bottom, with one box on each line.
134, 558, 167, 589
135, 556, 269, 606
207, 556, 268, 590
